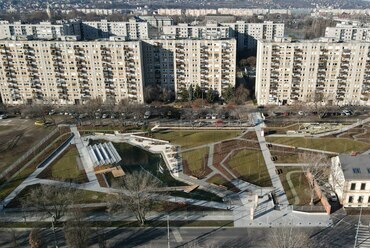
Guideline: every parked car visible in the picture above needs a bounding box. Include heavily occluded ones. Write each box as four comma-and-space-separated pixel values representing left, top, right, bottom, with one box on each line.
144, 111, 151, 119
0, 113, 8, 119
328, 192, 338, 202
211, 114, 218, 120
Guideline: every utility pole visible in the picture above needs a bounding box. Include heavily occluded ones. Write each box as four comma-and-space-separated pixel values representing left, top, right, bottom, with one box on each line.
167, 215, 170, 248
52, 214, 58, 248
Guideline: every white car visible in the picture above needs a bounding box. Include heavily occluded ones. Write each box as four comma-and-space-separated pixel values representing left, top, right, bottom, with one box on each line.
0, 114, 8, 119
211, 114, 217, 119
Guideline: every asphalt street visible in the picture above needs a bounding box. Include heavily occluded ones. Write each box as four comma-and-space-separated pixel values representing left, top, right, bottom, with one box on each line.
0, 214, 365, 248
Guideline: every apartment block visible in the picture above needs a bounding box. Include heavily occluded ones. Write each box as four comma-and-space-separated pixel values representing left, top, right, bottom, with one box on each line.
325, 22, 370, 41
157, 9, 183, 16
175, 39, 236, 97
184, 9, 217, 16
0, 20, 81, 40
162, 23, 231, 40
137, 16, 174, 28
255, 38, 370, 106
223, 21, 285, 52
81, 19, 150, 40
0, 39, 145, 105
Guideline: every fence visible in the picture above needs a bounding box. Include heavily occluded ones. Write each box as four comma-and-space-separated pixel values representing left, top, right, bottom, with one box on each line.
0, 128, 60, 180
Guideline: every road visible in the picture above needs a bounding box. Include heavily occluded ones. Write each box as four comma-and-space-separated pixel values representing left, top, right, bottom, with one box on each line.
0, 215, 362, 248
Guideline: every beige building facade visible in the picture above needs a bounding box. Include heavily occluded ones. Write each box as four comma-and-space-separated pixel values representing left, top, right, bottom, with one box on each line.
0, 40, 145, 105
256, 38, 370, 106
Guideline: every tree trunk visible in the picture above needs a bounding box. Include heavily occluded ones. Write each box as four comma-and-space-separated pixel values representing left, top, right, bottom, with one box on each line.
310, 188, 315, 206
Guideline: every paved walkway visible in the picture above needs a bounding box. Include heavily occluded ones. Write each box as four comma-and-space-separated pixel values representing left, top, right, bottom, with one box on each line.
255, 125, 288, 206
314, 117, 370, 137
268, 142, 339, 155
70, 126, 99, 185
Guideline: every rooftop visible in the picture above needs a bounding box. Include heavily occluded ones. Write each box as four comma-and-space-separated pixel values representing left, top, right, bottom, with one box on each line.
338, 154, 370, 181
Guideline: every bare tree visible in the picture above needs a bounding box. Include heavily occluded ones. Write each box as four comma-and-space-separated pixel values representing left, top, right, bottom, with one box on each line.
28, 228, 43, 248
299, 153, 330, 205
268, 227, 312, 248
63, 209, 89, 248
108, 171, 163, 226
21, 185, 76, 247
81, 97, 103, 126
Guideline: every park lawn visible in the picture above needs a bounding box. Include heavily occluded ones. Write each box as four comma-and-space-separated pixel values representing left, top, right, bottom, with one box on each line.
270, 151, 300, 163
207, 174, 229, 186
181, 147, 209, 176
266, 137, 370, 153
277, 167, 315, 205
226, 149, 272, 187
152, 130, 241, 149
47, 145, 87, 183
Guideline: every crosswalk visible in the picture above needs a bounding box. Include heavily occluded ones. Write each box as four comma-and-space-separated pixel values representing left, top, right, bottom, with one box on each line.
356, 224, 370, 248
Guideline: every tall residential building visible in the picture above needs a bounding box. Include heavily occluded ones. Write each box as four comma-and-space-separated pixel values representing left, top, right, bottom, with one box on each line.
0, 39, 145, 105
137, 16, 174, 28
143, 39, 236, 97
0, 20, 81, 40
255, 38, 370, 106
0, 38, 236, 105
81, 19, 150, 40
222, 21, 285, 52
325, 22, 370, 41
162, 23, 231, 40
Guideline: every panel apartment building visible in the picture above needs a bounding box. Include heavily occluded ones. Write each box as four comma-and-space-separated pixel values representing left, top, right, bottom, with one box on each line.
161, 21, 284, 53
255, 37, 370, 106
142, 39, 236, 97
0, 38, 236, 105
325, 22, 370, 41
0, 20, 81, 40
0, 38, 145, 105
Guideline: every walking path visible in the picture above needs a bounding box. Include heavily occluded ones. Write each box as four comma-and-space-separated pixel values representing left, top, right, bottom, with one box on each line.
70, 126, 99, 185
255, 125, 288, 206
314, 117, 370, 137
286, 171, 301, 205
268, 142, 339, 155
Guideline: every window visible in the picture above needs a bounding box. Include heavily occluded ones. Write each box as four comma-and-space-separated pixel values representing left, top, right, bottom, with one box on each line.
368, 196, 370, 203
351, 183, 356, 190
353, 168, 361, 174
349, 196, 353, 203
361, 183, 366, 190
367, 168, 370, 174
359, 196, 364, 203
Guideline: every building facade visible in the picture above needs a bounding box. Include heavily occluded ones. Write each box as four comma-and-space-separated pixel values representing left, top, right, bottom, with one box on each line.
81, 19, 151, 40
142, 39, 237, 98
325, 23, 370, 41
0, 38, 236, 105
0, 20, 81, 40
162, 23, 231, 40
255, 38, 370, 106
223, 21, 285, 52
330, 154, 370, 208
0, 39, 145, 105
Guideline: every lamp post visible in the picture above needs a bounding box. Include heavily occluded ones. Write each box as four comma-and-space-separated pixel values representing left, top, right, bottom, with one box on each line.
167, 215, 170, 248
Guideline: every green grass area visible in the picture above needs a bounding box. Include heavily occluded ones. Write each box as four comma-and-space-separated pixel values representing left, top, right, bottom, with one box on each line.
6, 184, 111, 208
207, 174, 229, 186
181, 147, 209, 176
0, 133, 71, 201
277, 167, 314, 205
226, 149, 272, 187
266, 137, 370, 153
0, 125, 12, 132
152, 130, 241, 149
38, 145, 87, 183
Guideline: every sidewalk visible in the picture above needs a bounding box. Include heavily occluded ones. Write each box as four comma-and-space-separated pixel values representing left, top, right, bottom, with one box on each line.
255, 125, 288, 206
